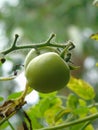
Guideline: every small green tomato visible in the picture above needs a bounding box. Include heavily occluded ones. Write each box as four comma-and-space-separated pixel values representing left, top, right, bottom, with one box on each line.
24, 47, 59, 69
25, 52, 70, 93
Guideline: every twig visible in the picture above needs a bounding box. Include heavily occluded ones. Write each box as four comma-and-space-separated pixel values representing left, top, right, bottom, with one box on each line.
0, 33, 71, 56
11, 34, 19, 48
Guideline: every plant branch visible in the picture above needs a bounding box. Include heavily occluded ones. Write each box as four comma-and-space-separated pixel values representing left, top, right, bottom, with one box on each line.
0, 100, 26, 126
37, 113, 98, 130
45, 33, 56, 45
11, 34, 19, 48
0, 33, 70, 56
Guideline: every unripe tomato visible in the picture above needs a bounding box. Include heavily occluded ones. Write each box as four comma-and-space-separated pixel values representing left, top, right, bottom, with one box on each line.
25, 52, 70, 93
24, 49, 38, 69
24, 47, 59, 69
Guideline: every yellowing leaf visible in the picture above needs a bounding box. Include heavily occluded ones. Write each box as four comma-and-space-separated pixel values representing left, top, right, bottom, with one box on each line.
89, 107, 98, 114
85, 124, 94, 130
90, 33, 98, 40
67, 77, 95, 100
96, 62, 98, 67
79, 99, 87, 107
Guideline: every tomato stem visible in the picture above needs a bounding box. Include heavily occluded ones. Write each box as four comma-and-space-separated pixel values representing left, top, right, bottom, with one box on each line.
17, 82, 30, 102
0, 33, 75, 56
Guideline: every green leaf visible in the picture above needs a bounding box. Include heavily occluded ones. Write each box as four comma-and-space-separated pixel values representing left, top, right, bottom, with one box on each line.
73, 106, 89, 116
39, 98, 50, 115
39, 93, 63, 125
70, 123, 84, 130
39, 92, 57, 98
39, 94, 62, 114
0, 97, 4, 102
85, 124, 94, 130
89, 107, 98, 114
26, 106, 44, 129
7, 91, 23, 100
79, 99, 87, 107
66, 94, 79, 110
54, 108, 71, 122
67, 77, 95, 100
39, 92, 62, 116
26, 92, 63, 128
0, 122, 9, 130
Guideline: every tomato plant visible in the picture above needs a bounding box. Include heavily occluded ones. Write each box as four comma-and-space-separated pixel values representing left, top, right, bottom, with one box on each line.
0, 31, 97, 130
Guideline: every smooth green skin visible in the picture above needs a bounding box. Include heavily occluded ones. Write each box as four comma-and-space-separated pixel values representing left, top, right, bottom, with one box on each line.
25, 52, 70, 93
24, 48, 38, 69
24, 47, 59, 69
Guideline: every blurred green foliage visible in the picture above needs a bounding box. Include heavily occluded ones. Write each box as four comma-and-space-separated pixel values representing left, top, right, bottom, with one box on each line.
0, 0, 98, 42
0, 0, 98, 129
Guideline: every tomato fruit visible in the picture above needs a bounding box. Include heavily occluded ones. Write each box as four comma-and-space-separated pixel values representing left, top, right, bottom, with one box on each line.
24, 47, 59, 69
25, 52, 70, 93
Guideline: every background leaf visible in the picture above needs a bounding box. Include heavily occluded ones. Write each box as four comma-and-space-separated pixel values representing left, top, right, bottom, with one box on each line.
90, 33, 98, 40
96, 63, 98, 67
7, 91, 22, 100
66, 94, 79, 110
26, 93, 63, 128
0, 97, 4, 102
67, 77, 95, 100
85, 124, 94, 130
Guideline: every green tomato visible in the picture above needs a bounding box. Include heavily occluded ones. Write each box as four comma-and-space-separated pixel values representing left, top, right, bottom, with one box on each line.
24, 47, 59, 69
25, 52, 70, 93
